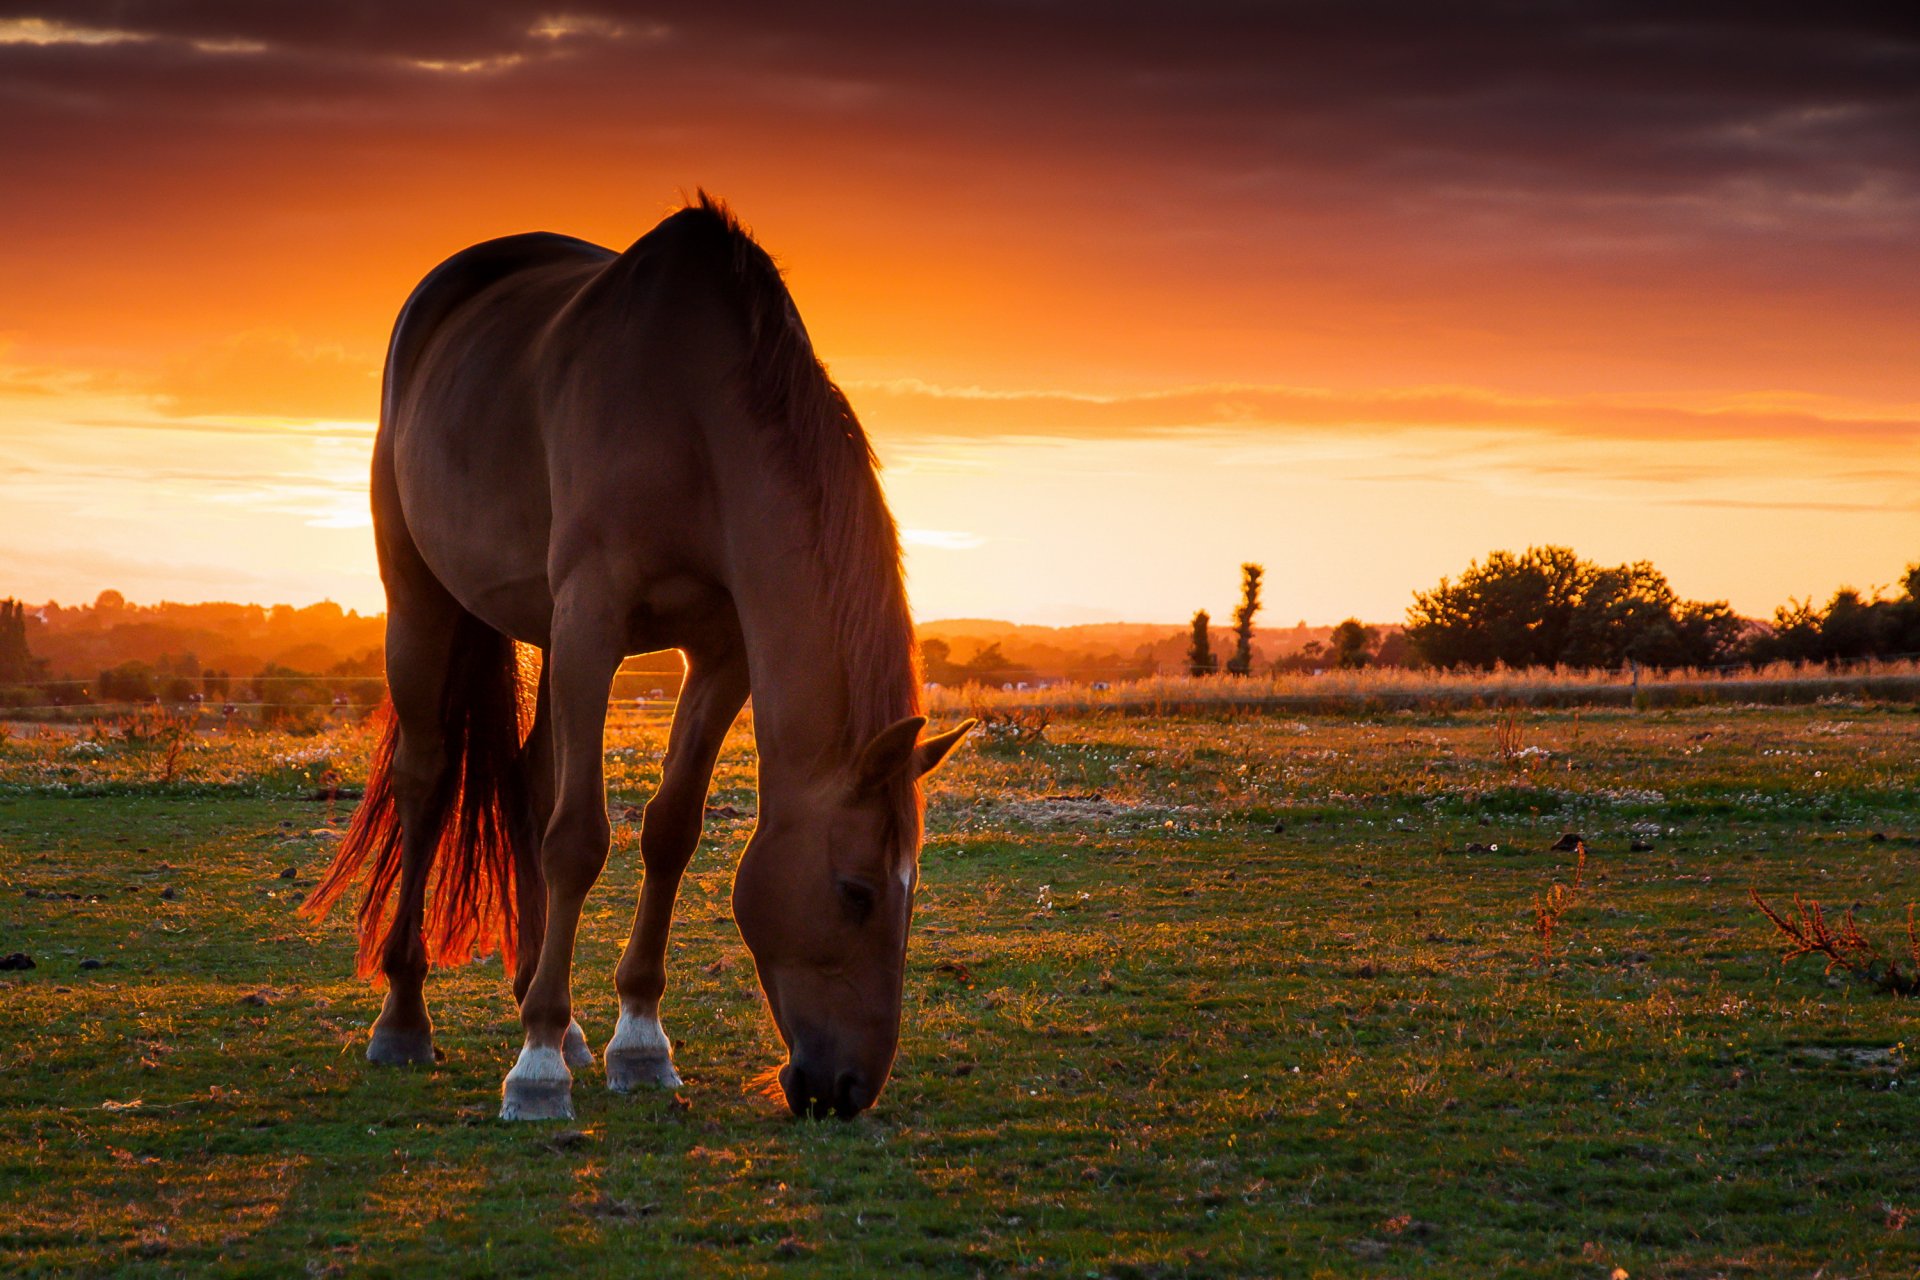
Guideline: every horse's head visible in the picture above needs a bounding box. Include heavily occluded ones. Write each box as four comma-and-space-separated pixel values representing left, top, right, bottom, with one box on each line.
732, 715, 973, 1118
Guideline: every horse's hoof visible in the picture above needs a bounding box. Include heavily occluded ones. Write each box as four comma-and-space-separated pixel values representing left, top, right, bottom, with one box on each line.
561, 1019, 594, 1071
605, 1049, 682, 1092
500, 1078, 575, 1121
500, 1045, 574, 1121
604, 1011, 680, 1091
366, 1025, 435, 1066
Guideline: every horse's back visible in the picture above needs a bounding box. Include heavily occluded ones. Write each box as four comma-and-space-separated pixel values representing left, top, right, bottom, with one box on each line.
380, 232, 617, 642
384, 232, 612, 421
381, 214, 758, 650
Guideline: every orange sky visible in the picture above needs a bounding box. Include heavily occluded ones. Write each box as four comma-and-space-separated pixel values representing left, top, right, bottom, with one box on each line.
2, 6, 1916, 625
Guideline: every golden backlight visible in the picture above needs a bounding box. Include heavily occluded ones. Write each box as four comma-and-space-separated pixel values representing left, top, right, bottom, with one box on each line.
1, 10, 1914, 622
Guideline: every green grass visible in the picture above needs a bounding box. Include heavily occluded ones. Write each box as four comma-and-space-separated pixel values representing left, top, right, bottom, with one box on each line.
1, 704, 1917, 1276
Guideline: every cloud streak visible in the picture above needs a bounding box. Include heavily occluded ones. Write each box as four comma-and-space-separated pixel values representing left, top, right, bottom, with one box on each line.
850, 378, 1920, 448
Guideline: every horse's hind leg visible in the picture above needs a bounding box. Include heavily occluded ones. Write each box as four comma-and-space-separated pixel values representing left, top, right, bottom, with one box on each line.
512, 660, 593, 1070
500, 595, 623, 1120
366, 591, 462, 1065
606, 643, 748, 1091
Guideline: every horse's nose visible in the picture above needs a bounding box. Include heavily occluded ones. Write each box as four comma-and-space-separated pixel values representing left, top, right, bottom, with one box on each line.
779, 1061, 871, 1119
832, 1069, 873, 1118
778, 1061, 829, 1119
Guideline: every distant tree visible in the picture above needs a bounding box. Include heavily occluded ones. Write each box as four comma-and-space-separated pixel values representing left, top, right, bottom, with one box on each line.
1741, 569, 1920, 666
1819, 588, 1880, 663
97, 660, 156, 704
0, 599, 46, 683
1226, 563, 1263, 675
961, 642, 1017, 684
251, 662, 329, 727
1889, 564, 1920, 655
1187, 610, 1218, 677
1328, 619, 1377, 669
1371, 629, 1417, 668
1406, 545, 1741, 671
94, 589, 126, 612
1754, 598, 1824, 664
154, 651, 202, 703
1671, 600, 1748, 668
919, 638, 967, 685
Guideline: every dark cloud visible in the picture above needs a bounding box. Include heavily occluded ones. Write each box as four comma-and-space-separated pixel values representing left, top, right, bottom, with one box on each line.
3, 2, 1915, 221
2, 2, 1916, 415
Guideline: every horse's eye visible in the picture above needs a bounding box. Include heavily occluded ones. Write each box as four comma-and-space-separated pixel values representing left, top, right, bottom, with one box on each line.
836, 877, 877, 923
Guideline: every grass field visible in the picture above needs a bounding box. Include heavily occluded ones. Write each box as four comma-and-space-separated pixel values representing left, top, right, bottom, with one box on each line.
2, 702, 1917, 1276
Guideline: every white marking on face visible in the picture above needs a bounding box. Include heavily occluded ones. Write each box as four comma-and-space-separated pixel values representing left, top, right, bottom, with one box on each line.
898, 859, 915, 892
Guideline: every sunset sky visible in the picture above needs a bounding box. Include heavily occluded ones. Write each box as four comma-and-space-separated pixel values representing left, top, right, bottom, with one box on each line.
1, 4, 1915, 626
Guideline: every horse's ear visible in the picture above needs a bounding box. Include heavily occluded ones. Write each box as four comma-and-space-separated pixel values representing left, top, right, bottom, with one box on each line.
912, 719, 976, 779
855, 716, 927, 793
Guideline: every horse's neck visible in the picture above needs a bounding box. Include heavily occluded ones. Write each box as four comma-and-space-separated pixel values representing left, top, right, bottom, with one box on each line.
715, 440, 913, 794
739, 590, 852, 786
723, 500, 860, 789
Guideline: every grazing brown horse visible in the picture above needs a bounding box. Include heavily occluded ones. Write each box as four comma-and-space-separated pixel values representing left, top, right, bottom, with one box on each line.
304, 195, 972, 1121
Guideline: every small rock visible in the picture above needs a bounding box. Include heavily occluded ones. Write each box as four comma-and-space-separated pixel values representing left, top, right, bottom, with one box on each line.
238, 989, 279, 1007
158, 887, 177, 901
582, 1193, 654, 1219
1549, 832, 1585, 852
78, 958, 105, 971
1271, 821, 1286, 834
278, 866, 298, 880
1629, 839, 1654, 852
1869, 831, 1888, 843
1464, 841, 1495, 854
0, 952, 34, 971
547, 1129, 592, 1150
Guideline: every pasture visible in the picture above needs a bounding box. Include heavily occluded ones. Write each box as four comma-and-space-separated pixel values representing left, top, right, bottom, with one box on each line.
2, 702, 1917, 1276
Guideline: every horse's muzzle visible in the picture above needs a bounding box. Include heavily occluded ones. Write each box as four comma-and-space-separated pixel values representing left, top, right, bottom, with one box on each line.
779, 1061, 873, 1120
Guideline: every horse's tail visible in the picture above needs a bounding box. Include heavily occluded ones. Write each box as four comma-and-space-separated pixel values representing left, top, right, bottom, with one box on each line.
301, 615, 539, 981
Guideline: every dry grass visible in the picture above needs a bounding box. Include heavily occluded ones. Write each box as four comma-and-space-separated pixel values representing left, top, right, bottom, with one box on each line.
1750, 890, 1920, 998
924, 658, 1920, 717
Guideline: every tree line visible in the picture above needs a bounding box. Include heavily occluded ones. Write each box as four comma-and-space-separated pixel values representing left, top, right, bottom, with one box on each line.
1180, 547, 1920, 677
1405, 546, 1920, 671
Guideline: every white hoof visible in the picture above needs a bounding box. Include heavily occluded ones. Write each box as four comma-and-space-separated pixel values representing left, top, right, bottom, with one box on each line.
562, 1019, 594, 1070
500, 1044, 574, 1121
604, 1010, 682, 1092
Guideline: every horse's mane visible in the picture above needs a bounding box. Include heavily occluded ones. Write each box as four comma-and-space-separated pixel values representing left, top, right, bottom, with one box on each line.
683, 192, 924, 837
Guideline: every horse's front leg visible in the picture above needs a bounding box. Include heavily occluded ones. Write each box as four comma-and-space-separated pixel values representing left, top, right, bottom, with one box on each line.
606, 645, 750, 1091
500, 603, 622, 1121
